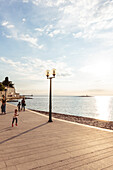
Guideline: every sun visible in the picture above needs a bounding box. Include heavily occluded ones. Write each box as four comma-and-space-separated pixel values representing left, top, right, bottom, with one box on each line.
80, 60, 112, 78
93, 61, 111, 77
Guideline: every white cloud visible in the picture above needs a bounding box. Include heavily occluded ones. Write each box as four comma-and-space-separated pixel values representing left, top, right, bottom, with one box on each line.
35, 25, 53, 32
19, 33, 44, 48
22, 18, 26, 23
0, 57, 27, 68
48, 29, 61, 37
44, 24, 53, 35
7, 24, 15, 28
35, 25, 61, 37
22, 0, 29, 3
0, 56, 73, 80
35, 28, 44, 32
20, 34, 38, 46
21, 0, 113, 42
1, 21, 8, 26
32, 0, 41, 6
1, 21, 15, 29
32, 0, 66, 7
1, 20, 44, 49
19, 34, 44, 49
49, 0, 113, 41
5, 35, 12, 39
73, 32, 82, 38
2, 32, 12, 39
46, 0, 65, 7
35, 25, 63, 37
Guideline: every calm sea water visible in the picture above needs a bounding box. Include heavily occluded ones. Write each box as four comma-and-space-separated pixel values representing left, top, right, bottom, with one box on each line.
11, 96, 113, 121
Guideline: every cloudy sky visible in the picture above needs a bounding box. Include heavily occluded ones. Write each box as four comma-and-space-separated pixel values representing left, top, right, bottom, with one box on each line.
0, 0, 113, 96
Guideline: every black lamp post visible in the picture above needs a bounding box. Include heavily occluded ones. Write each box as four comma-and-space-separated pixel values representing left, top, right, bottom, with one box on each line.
5, 88, 7, 100
46, 69, 56, 122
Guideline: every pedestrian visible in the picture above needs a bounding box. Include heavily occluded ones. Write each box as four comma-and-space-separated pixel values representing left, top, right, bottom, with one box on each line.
17, 101, 21, 112
21, 98, 26, 111
1, 95, 6, 114
12, 109, 19, 127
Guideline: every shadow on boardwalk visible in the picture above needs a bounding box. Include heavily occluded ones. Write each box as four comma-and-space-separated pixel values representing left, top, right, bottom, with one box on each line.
0, 112, 12, 115
0, 126, 13, 133
0, 122, 47, 144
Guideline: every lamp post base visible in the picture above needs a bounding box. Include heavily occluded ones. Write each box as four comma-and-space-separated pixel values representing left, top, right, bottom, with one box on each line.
48, 119, 53, 122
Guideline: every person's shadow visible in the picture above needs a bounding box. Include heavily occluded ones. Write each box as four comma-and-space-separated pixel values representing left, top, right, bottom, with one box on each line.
0, 126, 12, 133
0, 111, 12, 115
0, 122, 48, 144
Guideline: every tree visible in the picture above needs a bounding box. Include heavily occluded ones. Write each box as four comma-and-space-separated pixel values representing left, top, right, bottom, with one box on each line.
2, 77, 14, 88
0, 83, 5, 91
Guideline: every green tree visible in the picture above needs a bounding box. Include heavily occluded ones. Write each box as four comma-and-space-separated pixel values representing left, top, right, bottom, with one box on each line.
0, 83, 5, 91
2, 77, 14, 88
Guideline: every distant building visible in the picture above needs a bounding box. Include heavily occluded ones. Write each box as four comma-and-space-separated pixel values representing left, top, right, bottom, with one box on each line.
0, 77, 20, 99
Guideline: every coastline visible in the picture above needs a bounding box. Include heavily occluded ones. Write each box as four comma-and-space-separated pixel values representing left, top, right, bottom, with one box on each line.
30, 109, 113, 130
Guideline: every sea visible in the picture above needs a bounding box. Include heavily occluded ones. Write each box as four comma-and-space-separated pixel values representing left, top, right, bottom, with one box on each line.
10, 95, 113, 121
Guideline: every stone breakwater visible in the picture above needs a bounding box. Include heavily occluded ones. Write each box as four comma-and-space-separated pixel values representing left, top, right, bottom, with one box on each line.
31, 109, 113, 130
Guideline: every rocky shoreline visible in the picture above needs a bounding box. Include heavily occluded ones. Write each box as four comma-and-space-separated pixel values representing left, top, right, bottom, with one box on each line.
30, 109, 113, 130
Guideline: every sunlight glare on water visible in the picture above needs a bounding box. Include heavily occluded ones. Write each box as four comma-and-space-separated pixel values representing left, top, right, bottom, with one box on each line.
95, 96, 111, 120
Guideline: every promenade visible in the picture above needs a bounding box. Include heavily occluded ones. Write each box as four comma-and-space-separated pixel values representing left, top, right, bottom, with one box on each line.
1, 104, 113, 170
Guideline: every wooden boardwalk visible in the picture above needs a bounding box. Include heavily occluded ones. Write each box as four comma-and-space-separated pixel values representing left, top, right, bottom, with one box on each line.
1, 103, 113, 170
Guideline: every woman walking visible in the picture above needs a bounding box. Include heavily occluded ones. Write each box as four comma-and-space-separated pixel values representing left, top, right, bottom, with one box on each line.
1, 95, 6, 114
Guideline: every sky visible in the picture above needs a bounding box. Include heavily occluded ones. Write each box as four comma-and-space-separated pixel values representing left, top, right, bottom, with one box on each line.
0, 0, 113, 96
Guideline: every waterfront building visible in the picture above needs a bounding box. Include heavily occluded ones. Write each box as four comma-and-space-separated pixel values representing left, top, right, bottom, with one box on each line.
0, 77, 20, 99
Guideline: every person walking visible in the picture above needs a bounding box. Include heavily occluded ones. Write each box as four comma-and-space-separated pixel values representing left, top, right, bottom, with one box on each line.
17, 101, 21, 112
1, 95, 6, 114
21, 98, 26, 111
12, 109, 19, 127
